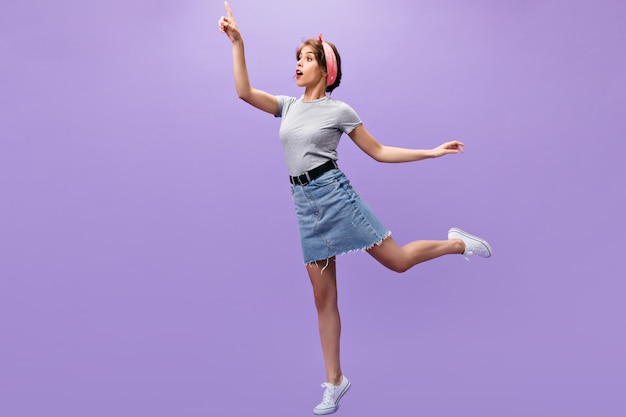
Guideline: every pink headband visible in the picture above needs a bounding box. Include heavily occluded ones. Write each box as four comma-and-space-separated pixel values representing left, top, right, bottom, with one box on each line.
318, 34, 337, 87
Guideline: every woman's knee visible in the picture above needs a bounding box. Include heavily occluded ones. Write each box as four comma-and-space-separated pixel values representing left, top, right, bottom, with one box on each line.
313, 290, 338, 311
368, 238, 412, 273
376, 251, 412, 273
385, 259, 411, 273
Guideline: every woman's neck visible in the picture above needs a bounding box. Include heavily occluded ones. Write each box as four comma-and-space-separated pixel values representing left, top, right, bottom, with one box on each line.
302, 83, 327, 102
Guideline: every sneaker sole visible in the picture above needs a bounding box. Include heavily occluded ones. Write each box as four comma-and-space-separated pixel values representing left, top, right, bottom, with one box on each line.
449, 227, 492, 258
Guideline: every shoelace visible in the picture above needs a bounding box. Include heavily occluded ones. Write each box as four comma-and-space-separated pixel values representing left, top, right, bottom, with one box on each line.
320, 382, 336, 405
463, 250, 472, 261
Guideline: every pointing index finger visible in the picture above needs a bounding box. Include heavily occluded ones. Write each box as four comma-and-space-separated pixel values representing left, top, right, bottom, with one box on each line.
225, 1, 233, 19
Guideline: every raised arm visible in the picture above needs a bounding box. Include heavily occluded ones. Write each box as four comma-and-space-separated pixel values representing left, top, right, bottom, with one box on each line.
218, 2, 278, 115
348, 124, 465, 163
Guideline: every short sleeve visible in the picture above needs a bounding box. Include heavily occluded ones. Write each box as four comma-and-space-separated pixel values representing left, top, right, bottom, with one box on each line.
337, 102, 363, 134
274, 95, 295, 118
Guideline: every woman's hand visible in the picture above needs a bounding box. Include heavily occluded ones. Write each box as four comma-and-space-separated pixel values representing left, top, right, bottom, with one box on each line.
431, 140, 465, 157
218, 0, 278, 115
218, 1, 241, 42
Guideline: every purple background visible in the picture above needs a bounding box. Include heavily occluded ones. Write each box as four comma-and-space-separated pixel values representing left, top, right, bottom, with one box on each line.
2, 1, 625, 416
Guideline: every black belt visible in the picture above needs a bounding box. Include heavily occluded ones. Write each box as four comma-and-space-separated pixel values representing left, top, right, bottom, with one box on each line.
289, 159, 338, 185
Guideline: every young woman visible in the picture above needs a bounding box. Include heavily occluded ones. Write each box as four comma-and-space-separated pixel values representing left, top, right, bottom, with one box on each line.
218, 2, 492, 415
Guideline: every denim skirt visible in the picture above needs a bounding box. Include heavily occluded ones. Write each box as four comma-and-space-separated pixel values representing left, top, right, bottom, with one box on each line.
290, 168, 391, 264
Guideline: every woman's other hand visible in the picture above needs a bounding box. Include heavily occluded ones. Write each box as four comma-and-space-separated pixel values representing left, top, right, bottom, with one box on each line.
431, 140, 465, 157
218, 1, 241, 42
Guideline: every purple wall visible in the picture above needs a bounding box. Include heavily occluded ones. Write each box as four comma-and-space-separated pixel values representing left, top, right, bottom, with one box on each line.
2, 1, 625, 416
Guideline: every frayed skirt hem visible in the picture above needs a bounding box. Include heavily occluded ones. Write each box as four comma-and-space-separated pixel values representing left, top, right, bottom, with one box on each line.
304, 231, 392, 267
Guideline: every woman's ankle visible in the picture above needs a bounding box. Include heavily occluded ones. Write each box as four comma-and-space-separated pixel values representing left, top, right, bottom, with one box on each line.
327, 372, 343, 386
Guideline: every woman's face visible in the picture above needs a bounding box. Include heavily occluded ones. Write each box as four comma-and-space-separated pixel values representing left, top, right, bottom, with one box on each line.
295, 45, 325, 88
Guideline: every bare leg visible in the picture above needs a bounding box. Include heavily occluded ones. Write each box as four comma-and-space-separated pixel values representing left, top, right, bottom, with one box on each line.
307, 257, 343, 385
367, 236, 465, 273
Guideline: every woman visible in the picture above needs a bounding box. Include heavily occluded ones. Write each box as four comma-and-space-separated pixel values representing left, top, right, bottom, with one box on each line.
218, 2, 492, 415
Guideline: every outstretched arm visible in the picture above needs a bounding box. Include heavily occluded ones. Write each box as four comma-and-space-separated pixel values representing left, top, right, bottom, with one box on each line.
348, 125, 464, 163
218, 2, 278, 115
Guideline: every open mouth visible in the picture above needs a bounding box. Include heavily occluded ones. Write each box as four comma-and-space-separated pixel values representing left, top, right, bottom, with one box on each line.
296, 70, 303, 77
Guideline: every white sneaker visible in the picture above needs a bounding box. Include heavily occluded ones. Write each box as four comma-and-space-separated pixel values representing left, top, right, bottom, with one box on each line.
313, 375, 351, 415
448, 227, 492, 260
